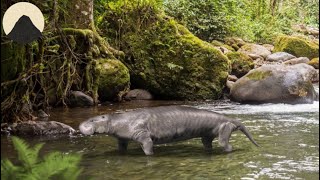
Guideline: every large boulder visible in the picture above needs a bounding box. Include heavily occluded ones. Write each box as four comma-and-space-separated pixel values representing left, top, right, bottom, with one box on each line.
273, 35, 319, 59
100, 5, 230, 100
95, 59, 130, 101
226, 52, 254, 77
266, 52, 296, 62
230, 64, 318, 104
238, 44, 271, 58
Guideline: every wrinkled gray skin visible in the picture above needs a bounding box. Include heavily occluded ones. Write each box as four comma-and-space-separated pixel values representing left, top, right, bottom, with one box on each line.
79, 106, 259, 155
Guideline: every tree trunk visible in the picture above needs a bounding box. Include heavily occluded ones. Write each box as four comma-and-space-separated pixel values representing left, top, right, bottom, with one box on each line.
64, 0, 94, 29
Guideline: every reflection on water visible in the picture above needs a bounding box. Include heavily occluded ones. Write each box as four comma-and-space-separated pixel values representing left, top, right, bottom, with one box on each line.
1, 86, 319, 179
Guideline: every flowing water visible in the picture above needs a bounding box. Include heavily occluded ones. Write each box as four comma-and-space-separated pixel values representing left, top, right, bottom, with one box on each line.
1, 85, 319, 179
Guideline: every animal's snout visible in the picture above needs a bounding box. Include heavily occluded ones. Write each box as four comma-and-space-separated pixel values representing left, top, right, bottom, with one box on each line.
79, 121, 95, 135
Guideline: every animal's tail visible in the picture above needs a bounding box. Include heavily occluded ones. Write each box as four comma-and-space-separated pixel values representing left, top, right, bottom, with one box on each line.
238, 123, 260, 147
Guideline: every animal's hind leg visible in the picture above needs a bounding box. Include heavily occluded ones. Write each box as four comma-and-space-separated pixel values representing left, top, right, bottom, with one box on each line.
201, 136, 214, 152
118, 138, 128, 154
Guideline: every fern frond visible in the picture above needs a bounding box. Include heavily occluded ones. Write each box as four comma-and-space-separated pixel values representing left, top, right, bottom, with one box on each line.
1, 159, 20, 180
11, 136, 44, 170
33, 152, 82, 179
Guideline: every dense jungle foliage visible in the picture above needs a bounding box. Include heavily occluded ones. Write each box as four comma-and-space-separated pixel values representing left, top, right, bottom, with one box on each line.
1, 0, 319, 123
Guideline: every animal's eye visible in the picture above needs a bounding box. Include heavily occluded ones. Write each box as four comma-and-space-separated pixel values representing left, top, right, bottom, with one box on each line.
102, 116, 105, 118
90, 119, 94, 122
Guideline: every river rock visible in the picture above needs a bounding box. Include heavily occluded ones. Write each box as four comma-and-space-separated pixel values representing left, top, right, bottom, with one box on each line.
68, 91, 94, 107
224, 37, 246, 50
248, 54, 263, 60
262, 44, 274, 52
226, 80, 235, 89
273, 35, 319, 59
226, 52, 254, 78
124, 89, 153, 100
8, 121, 76, 136
266, 52, 296, 62
238, 44, 271, 58
95, 59, 130, 102
227, 75, 238, 82
308, 58, 319, 69
283, 57, 309, 65
230, 63, 318, 104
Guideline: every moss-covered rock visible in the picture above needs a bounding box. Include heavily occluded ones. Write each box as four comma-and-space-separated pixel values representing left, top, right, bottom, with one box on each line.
308, 58, 319, 69
274, 35, 319, 59
224, 37, 246, 50
226, 52, 254, 77
100, 4, 230, 100
94, 59, 130, 101
211, 40, 235, 52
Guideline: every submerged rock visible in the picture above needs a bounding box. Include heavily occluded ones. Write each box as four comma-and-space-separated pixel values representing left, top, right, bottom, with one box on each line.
230, 64, 318, 104
274, 35, 319, 59
7, 121, 75, 136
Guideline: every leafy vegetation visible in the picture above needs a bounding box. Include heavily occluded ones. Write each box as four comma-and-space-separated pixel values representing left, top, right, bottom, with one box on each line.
1, 136, 82, 180
163, 0, 319, 43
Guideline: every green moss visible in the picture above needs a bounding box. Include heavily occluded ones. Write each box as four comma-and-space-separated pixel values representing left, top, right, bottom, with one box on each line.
308, 57, 319, 69
94, 59, 130, 101
246, 70, 272, 80
226, 52, 254, 77
211, 40, 235, 51
274, 35, 319, 59
1, 41, 26, 82
98, 2, 231, 100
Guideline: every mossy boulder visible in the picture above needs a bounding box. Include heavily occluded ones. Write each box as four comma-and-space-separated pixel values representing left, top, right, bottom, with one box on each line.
99, 4, 230, 100
125, 20, 230, 100
230, 64, 318, 104
274, 35, 319, 59
308, 58, 319, 69
94, 59, 130, 101
226, 52, 254, 77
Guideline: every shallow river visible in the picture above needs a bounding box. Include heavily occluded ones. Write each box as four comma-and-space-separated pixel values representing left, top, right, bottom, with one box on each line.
1, 85, 319, 179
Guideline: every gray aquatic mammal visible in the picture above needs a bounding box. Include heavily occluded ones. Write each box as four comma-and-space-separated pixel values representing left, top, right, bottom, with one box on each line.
79, 106, 259, 155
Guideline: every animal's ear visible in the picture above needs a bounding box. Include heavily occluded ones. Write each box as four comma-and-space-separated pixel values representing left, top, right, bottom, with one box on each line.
218, 122, 236, 147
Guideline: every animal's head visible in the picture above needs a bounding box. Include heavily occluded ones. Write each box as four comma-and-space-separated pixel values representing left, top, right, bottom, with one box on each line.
79, 115, 110, 135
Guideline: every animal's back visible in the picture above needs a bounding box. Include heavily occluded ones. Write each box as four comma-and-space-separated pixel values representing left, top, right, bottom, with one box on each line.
131, 106, 226, 144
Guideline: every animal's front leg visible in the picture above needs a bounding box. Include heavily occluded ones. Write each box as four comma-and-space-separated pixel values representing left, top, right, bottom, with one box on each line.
118, 138, 128, 154
133, 131, 154, 155
141, 138, 154, 155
